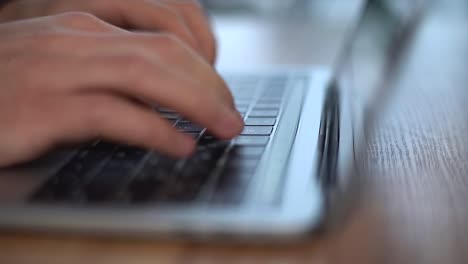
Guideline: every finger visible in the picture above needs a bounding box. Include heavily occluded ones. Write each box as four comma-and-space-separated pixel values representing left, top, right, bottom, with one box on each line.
109, 0, 204, 57
95, 32, 231, 105
41, 30, 232, 105
52, 12, 128, 33
34, 46, 243, 139
51, 93, 196, 157
39, 1, 204, 57
161, 0, 217, 64
23, 30, 233, 107
0, 12, 123, 37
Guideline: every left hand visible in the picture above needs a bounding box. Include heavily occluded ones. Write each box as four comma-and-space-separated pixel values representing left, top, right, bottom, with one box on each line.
0, 0, 217, 64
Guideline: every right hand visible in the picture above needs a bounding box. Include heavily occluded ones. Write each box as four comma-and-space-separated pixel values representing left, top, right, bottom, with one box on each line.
0, 13, 244, 167
0, 0, 218, 64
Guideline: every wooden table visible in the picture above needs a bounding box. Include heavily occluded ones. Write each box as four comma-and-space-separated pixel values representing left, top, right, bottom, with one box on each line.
1, 1, 468, 263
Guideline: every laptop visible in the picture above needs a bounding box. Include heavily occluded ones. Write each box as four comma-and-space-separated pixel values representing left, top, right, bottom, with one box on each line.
0, 0, 423, 240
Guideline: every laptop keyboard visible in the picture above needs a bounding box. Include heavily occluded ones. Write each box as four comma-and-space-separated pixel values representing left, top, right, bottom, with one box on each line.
30, 75, 288, 206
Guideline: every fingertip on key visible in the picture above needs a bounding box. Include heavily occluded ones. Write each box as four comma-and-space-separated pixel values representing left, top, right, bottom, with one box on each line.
217, 108, 245, 139
175, 134, 196, 157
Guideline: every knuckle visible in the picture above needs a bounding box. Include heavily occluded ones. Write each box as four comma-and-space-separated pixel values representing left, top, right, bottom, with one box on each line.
115, 53, 149, 68
157, 33, 182, 48
155, 34, 187, 56
152, 5, 198, 47
157, 4, 183, 20
55, 11, 101, 27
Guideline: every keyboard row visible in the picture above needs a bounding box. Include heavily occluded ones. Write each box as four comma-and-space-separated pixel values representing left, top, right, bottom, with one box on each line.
30, 75, 288, 206
31, 134, 270, 205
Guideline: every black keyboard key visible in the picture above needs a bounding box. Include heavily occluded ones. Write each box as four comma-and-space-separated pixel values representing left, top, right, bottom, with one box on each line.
128, 176, 164, 203
85, 159, 138, 202
160, 113, 179, 120
158, 108, 175, 113
225, 158, 259, 170
235, 136, 269, 146
231, 146, 265, 158
257, 98, 282, 104
31, 144, 114, 202
236, 106, 249, 113
176, 123, 204, 133
263, 86, 285, 93
170, 165, 214, 202
142, 155, 178, 182
264, 76, 287, 85
249, 110, 279, 117
92, 141, 117, 150
254, 103, 281, 110
232, 94, 252, 101
261, 90, 284, 100
128, 155, 177, 203
33, 167, 85, 202
196, 142, 228, 160
180, 160, 214, 183
235, 101, 250, 107
114, 147, 147, 161
241, 126, 273, 136
176, 119, 191, 124
235, 101, 251, 108
185, 143, 228, 176
158, 140, 229, 202
245, 118, 276, 126
263, 84, 286, 92
198, 135, 231, 148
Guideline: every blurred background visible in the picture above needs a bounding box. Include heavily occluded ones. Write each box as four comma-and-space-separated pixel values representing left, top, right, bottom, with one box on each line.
201, 0, 363, 69
199, 0, 466, 72
200, 0, 467, 122
1, 1, 468, 264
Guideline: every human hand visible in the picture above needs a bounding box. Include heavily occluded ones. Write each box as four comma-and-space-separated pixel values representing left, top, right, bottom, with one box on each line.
0, 0, 216, 63
0, 13, 243, 167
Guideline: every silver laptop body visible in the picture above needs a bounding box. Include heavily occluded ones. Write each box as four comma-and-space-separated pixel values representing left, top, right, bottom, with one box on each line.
0, 0, 421, 240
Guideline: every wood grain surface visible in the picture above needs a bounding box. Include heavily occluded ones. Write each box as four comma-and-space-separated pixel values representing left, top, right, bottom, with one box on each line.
1, 2, 467, 264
